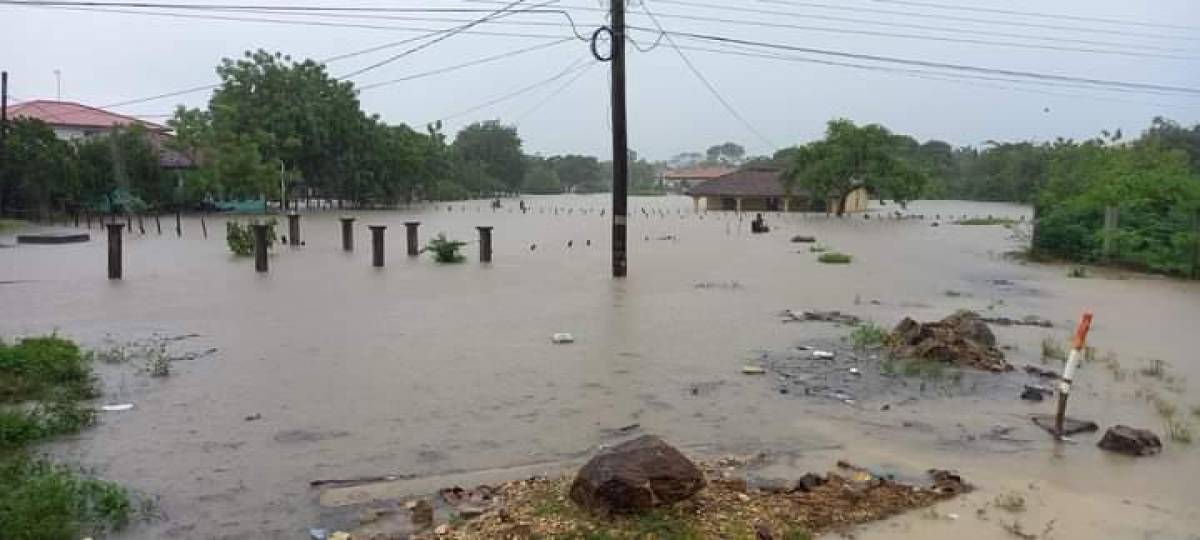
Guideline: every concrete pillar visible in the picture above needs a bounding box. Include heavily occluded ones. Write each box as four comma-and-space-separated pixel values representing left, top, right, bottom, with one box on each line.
735, 198, 743, 213
106, 223, 124, 280
783, 198, 790, 212
477, 226, 493, 263
370, 226, 386, 267
287, 212, 300, 246
253, 224, 269, 273
692, 197, 699, 213
404, 221, 420, 256
340, 217, 355, 251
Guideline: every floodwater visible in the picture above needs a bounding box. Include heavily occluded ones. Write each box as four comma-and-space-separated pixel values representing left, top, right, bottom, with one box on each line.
1, 195, 1198, 539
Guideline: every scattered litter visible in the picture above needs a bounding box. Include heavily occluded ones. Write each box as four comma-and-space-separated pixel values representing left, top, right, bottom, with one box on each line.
848, 367, 861, 376
946, 513, 960, 520
308, 528, 328, 540
1030, 414, 1098, 437
812, 350, 835, 359
244, 413, 262, 421
1020, 385, 1052, 402
1023, 365, 1059, 379
310, 474, 415, 487
742, 366, 766, 375
782, 309, 862, 325
551, 333, 575, 344
100, 403, 134, 412
330, 532, 350, 540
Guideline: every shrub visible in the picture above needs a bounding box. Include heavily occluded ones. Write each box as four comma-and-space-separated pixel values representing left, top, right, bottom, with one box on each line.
0, 452, 133, 537
850, 323, 889, 349
425, 233, 467, 263
818, 251, 852, 264
225, 218, 278, 256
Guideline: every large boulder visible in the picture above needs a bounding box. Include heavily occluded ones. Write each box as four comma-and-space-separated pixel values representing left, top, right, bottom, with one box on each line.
890, 310, 1009, 372
569, 435, 705, 515
1097, 425, 1162, 456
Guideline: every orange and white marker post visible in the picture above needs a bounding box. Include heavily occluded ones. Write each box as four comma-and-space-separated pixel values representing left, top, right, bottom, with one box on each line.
1055, 312, 1094, 439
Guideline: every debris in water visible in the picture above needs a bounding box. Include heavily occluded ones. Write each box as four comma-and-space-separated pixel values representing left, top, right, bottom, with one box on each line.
781, 309, 862, 325
979, 315, 1053, 328
848, 367, 861, 376
1030, 414, 1098, 437
790, 235, 816, 243
890, 310, 1010, 372
812, 350, 835, 359
244, 413, 262, 421
1097, 426, 1162, 456
310, 474, 415, 487
551, 333, 575, 344
100, 403, 134, 412
742, 366, 766, 375
309, 528, 328, 540
1020, 386, 1052, 402
1023, 365, 1059, 379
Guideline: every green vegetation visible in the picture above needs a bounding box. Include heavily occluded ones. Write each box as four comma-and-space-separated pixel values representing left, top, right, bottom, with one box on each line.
817, 251, 852, 264
1067, 266, 1089, 278
954, 217, 1017, 226
850, 323, 889, 349
1040, 337, 1067, 363
1, 336, 137, 537
0, 219, 27, 232
1141, 358, 1166, 379
994, 492, 1027, 513
225, 218, 278, 256
1167, 419, 1193, 444
808, 245, 829, 253
425, 233, 467, 264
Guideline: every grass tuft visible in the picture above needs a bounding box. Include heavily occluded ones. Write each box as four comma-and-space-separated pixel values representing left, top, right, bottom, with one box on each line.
1040, 337, 1067, 363
817, 252, 852, 264
954, 217, 1017, 226
850, 323, 889, 350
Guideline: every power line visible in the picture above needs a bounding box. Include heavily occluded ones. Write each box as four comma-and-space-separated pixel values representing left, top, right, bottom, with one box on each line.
357, 38, 574, 91
639, 0, 773, 148
630, 26, 1200, 96
512, 61, 597, 122
655, 0, 1200, 42
425, 54, 593, 124
867, 0, 1198, 32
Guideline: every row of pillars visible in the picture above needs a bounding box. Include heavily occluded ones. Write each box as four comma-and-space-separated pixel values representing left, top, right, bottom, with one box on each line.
105, 217, 494, 279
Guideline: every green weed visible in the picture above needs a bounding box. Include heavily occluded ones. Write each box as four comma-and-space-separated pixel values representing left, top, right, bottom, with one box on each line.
0, 452, 134, 538
225, 218, 278, 256
1166, 419, 1193, 444
954, 217, 1017, 226
1140, 358, 1166, 379
808, 245, 829, 253
850, 323, 889, 350
994, 492, 1026, 513
1067, 266, 1088, 278
1040, 337, 1067, 363
425, 233, 467, 263
817, 251, 852, 264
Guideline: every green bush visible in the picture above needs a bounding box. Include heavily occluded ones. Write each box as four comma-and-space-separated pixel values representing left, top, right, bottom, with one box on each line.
225, 218, 277, 256
0, 337, 95, 403
0, 452, 133, 538
850, 323, 889, 349
818, 251, 852, 264
425, 233, 467, 263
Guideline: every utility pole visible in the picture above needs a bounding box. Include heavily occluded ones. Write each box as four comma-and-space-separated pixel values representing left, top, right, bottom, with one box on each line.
1, 71, 8, 212
609, 0, 629, 277
54, 69, 61, 101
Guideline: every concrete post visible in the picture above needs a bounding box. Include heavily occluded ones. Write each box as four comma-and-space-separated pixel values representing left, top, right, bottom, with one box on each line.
106, 223, 124, 280
252, 223, 269, 273
735, 198, 743, 213
404, 221, 420, 256
783, 198, 790, 212
340, 217, 355, 251
477, 226, 493, 263
370, 225, 386, 267
287, 212, 300, 246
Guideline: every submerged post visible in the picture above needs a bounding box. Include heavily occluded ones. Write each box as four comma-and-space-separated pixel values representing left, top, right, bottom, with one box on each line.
287, 212, 300, 246
106, 223, 124, 279
477, 226, 493, 263
175, 210, 182, 236
340, 217, 355, 251
1054, 312, 1094, 439
252, 223, 269, 273
404, 221, 420, 256
370, 225, 386, 267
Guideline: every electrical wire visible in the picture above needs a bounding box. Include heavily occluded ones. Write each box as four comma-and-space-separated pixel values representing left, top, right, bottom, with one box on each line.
867, 0, 1197, 32
424, 54, 593, 124
640, 0, 774, 148
512, 61, 598, 122
628, 25, 1200, 96
357, 38, 575, 91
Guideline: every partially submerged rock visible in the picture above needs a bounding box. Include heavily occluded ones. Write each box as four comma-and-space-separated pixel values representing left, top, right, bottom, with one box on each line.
568, 435, 705, 515
1097, 425, 1162, 456
890, 311, 1010, 372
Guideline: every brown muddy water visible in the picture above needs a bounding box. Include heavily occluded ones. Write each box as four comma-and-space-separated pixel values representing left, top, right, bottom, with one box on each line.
1, 196, 1198, 539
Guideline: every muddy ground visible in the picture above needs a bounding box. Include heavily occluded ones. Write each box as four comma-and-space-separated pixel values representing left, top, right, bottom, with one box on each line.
1, 196, 1198, 539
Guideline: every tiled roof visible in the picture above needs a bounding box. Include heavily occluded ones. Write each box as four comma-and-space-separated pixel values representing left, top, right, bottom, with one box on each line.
6, 100, 167, 131
663, 166, 735, 180
687, 168, 806, 197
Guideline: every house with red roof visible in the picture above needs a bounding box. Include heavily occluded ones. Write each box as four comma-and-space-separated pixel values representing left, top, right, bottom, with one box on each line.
4, 100, 193, 168
660, 165, 735, 193
687, 167, 870, 213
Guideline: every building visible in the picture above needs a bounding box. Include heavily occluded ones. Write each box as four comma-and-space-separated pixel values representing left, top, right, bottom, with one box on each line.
660, 165, 735, 192
5, 100, 193, 168
687, 167, 871, 213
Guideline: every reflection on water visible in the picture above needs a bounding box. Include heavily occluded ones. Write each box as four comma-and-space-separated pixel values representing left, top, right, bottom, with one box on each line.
1, 196, 1197, 538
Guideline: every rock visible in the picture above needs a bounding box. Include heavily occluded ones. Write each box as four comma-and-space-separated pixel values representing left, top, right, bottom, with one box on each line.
889, 311, 1010, 372
1023, 365, 1059, 379
1020, 385, 1050, 401
794, 473, 826, 493
790, 235, 816, 243
410, 499, 434, 528
569, 435, 705, 515
1097, 426, 1162, 456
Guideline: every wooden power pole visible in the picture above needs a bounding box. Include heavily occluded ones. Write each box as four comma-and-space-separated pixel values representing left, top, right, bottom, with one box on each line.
609, 0, 629, 277
1, 71, 8, 206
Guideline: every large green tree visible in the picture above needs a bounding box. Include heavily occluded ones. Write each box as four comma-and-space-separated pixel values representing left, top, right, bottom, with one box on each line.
0, 118, 78, 218
452, 120, 525, 193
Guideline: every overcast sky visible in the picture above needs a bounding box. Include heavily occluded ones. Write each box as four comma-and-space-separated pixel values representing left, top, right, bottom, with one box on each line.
2, 0, 1198, 160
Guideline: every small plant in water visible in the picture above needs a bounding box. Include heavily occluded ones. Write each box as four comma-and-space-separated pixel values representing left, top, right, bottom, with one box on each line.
1040, 337, 1067, 363
850, 323, 889, 350
817, 251, 852, 264
425, 233, 467, 263
225, 218, 278, 256
808, 245, 829, 253
141, 344, 171, 378
1140, 358, 1165, 379
1166, 419, 1192, 444
994, 492, 1026, 513
1067, 266, 1088, 278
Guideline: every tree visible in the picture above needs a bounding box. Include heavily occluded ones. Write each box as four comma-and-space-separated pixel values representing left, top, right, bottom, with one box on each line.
706, 142, 745, 165
523, 157, 562, 194
548, 154, 604, 192
781, 119, 928, 214
1, 118, 77, 218
452, 120, 525, 193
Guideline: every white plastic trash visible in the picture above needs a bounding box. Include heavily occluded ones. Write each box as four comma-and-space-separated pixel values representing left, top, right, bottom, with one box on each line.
741, 366, 766, 375
812, 350, 835, 359
100, 403, 134, 412
552, 333, 575, 344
